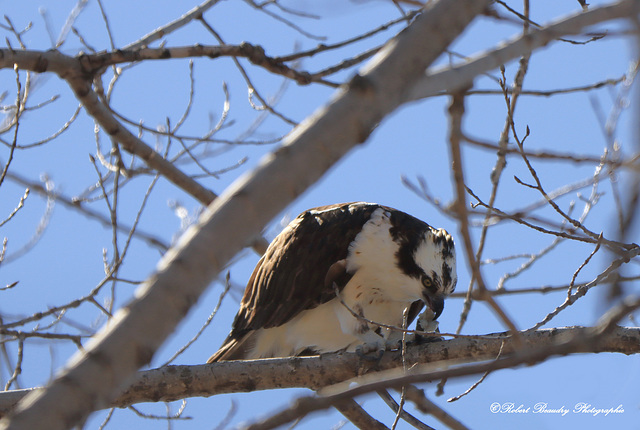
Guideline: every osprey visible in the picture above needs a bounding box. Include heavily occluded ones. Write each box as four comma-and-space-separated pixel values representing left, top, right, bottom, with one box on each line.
208, 202, 456, 362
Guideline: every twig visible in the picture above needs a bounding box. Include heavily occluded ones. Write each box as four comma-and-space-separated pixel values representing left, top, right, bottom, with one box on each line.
403, 385, 468, 430
123, 0, 224, 50
530, 247, 640, 330
447, 89, 522, 340
334, 400, 389, 430
241, 0, 324, 41
3, 338, 23, 391
161, 272, 232, 366
197, 19, 299, 125
0, 65, 21, 189
1, 175, 55, 264
462, 131, 635, 167
4, 170, 167, 251
0, 189, 28, 229
276, 12, 418, 62
447, 341, 506, 403
377, 389, 435, 430
567, 234, 603, 296
467, 186, 632, 251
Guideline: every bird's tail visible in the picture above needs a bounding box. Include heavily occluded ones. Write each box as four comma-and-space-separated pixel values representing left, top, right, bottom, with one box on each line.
207, 333, 254, 363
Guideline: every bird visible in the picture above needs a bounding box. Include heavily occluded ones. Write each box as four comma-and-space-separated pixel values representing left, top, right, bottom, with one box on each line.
207, 202, 456, 362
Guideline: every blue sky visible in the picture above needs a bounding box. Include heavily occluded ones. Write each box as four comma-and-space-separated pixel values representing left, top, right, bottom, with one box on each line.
1, 0, 638, 429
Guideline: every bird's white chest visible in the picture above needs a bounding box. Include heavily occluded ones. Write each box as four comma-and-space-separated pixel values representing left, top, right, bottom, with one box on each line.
344, 209, 424, 304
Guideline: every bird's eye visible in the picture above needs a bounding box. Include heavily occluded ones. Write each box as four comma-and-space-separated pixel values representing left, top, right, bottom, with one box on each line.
421, 276, 432, 289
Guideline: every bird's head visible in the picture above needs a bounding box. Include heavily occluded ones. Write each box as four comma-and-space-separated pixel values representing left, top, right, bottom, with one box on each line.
393, 224, 457, 320
344, 205, 456, 319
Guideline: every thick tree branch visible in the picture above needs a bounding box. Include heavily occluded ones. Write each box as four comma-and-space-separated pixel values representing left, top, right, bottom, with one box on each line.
0, 326, 637, 418
0, 44, 327, 86
244, 323, 640, 430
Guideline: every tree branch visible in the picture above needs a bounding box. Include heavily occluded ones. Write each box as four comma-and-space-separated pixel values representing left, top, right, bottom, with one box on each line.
244, 323, 640, 430
0, 326, 637, 418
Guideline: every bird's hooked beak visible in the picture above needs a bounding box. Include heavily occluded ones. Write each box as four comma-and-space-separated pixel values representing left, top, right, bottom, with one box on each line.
423, 293, 445, 320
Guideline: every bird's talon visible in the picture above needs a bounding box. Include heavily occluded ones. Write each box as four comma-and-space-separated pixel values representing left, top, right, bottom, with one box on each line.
356, 343, 385, 361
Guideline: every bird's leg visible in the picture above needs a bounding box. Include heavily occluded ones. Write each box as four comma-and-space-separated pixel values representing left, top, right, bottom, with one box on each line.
354, 332, 386, 361
384, 328, 412, 350
333, 283, 391, 360
348, 304, 386, 361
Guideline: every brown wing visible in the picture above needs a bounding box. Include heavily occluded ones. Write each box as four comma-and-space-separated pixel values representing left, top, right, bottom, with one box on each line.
235, 202, 382, 330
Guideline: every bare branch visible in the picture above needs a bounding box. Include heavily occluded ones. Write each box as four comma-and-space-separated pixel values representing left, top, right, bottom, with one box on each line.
2, 326, 637, 418
334, 400, 389, 430
245, 323, 639, 430
123, 0, 223, 50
